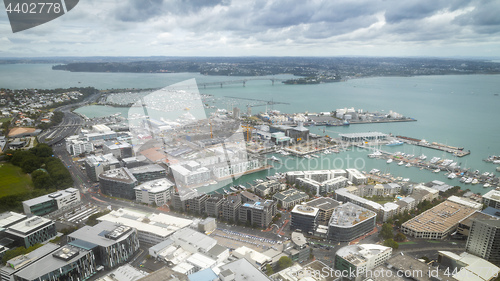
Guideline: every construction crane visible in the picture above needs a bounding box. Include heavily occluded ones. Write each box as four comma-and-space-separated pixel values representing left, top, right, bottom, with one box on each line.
140, 97, 154, 139
241, 124, 254, 142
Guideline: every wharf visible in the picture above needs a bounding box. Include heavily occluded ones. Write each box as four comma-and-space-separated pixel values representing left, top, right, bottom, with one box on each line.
396, 135, 470, 157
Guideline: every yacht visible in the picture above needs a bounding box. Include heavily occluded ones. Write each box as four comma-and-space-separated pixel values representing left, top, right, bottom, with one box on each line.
484, 183, 491, 188
460, 177, 467, 183
405, 163, 412, 167
387, 159, 393, 164
430, 157, 441, 164
433, 169, 441, 173
472, 179, 479, 185
370, 169, 381, 174
398, 161, 404, 166
448, 173, 457, 179
269, 156, 281, 162
368, 150, 382, 158
465, 178, 473, 184
386, 140, 404, 146
418, 154, 427, 160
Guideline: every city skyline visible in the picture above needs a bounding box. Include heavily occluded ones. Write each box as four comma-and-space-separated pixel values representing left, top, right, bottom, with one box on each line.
0, 0, 499, 58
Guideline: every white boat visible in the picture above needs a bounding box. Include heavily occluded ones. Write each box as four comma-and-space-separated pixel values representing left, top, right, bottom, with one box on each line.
465, 178, 473, 184
405, 163, 412, 167
418, 154, 427, 160
430, 157, 441, 164
497, 167, 500, 172
472, 179, 479, 185
387, 159, 393, 164
398, 161, 404, 166
402, 178, 410, 182
368, 150, 382, 158
304, 155, 312, 159
482, 172, 490, 177
442, 159, 453, 166
311, 154, 320, 158
460, 177, 467, 183
433, 169, 441, 173
269, 156, 281, 162
484, 183, 491, 188
448, 173, 457, 179
386, 140, 404, 146
370, 169, 380, 174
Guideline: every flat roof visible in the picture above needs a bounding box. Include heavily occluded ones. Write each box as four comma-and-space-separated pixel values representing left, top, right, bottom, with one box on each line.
7, 216, 53, 235
0, 212, 26, 228
291, 205, 319, 217
23, 188, 79, 207
172, 228, 216, 253
220, 257, 271, 281
305, 197, 341, 211
68, 221, 134, 247
134, 178, 173, 193
129, 164, 166, 174
336, 244, 391, 266
329, 202, 376, 228
99, 167, 137, 183
339, 132, 387, 138
402, 199, 478, 234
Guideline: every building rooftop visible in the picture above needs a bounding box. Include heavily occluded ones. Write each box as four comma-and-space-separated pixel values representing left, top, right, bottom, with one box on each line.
481, 207, 500, 218
219, 257, 271, 281
22, 188, 79, 207
329, 202, 376, 228
5, 243, 59, 273
99, 167, 137, 184
438, 251, 500, 281
68, 221, 135, 248
188, 268, 217, 281
305, 197, 341, 211
273, 189, 308, 203
171, 228, 216, 253
134, 178, 173, 193
0, 212, 26, 229
402, 199, 478, 234
386, 255, 458, 281
6, 216, 53, 236
336, 244, 391, 266
447, 195, 483, 210
291, 205, 319, 217
129, 164, 166, 174
97, 264, 148, 281
339, 132, 387, 138
291, 232, 307, 247
98, 209, 192, 239
86, 153, 120, 166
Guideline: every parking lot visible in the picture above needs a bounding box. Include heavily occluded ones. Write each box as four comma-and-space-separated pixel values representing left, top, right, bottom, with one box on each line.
210, 228, 282, 251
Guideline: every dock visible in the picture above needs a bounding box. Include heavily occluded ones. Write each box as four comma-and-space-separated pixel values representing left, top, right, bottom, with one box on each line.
396, 135, 470, 157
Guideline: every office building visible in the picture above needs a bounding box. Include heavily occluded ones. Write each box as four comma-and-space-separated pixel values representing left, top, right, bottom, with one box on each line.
482, 189, 500, 210
222, 195, 241, 223
0, 243, 60, 281
254, 180, 282, 197
304, 197, 341, 226
99, 168, 138, 200
345, 169, 368, 185
273, 189, 309, 209
328, 203, 376, 242
402, 197, 480, 240
171, 162, 211, 187
466, 219, 500, 266
205, 194, 224, 218
284, 232, 311, 263
290, 205, 319, 235
98, 208, 192, 245
129, 164, 167, 183
22, 188, 80, 216
103, 141, 133, 159
134, 178, 174, 206
5, 216, 56, 248
68, 221, 140, 269
239, 200, 276, 228
66, 137, 94, 156
335, 244, 392, 281
84, 154, 120, 182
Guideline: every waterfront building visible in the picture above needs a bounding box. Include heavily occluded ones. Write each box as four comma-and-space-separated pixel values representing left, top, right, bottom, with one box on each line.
211, 158, 263, 180
402, 198, 481, 240
22, 187, 81, 216
68, 221, 140, 269
171, 161, 211, 187
304, 197, 341, 226
239, 200, 276, 228
339, 132, 387, 142
334, 244, 392, 281
290, 205, 319, 235
253, 180, 283, 197
328, 203, 376, 242
5, 216, 56, 248
84, 153, 120, 182
99, 167, 138, 200
465, 219, 500, 266
345, 169, 367, 185
273, 189, 309, 209
482, 189, 500, 210
134, 178, 174, 206
240, 191, 261, 203
335, 188, 399, 222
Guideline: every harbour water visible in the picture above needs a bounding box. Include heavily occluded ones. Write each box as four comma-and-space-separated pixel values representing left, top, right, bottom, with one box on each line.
1, 63, 500, 194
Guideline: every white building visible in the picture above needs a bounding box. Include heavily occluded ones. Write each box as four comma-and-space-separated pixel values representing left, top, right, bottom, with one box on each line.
66, 136, 94, 156
346, 169, 368, 185
335, 244, 392, 281
134, 179, 174, 206
170, 162, 211, 187
22, 188, 81, 216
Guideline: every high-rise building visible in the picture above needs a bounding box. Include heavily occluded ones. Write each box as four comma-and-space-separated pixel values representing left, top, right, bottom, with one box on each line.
222, 195, 241, 223
99, 168, 138, 200
466, 219, 500, 266
290, 205, 319, 235
239, 200, 276, 228
205, 194, 224, 218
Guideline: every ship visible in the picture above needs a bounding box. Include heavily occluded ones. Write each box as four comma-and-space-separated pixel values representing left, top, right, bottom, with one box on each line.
386, 140, 404, 146
387, 159, 393, 164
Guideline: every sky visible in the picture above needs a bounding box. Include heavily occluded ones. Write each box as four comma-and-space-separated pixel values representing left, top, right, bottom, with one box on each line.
0, 0, 499, 58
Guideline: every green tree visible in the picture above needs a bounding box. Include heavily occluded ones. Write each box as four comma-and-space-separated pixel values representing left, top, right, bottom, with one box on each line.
31, 170, 52, 189
266, 264, 274, 275
380, 223, 394, 240
277, 256, 293, 270
394, 233, 406, 242
383, 239, 399, 249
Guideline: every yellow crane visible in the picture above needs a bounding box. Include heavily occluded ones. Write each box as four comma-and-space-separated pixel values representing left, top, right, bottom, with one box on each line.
241, 124, 254, 142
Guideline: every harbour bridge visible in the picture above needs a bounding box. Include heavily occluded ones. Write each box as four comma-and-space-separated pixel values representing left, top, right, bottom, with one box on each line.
197, 78, 286, 88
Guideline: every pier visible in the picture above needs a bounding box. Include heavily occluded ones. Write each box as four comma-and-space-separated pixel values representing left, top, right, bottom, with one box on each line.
396, 135, 470, 157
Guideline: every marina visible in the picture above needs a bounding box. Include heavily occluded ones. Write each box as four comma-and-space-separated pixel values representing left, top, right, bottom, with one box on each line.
396, 135, 470, 157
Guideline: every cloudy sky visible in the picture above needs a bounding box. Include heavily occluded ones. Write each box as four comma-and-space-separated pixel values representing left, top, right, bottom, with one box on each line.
1, 0, 499, 58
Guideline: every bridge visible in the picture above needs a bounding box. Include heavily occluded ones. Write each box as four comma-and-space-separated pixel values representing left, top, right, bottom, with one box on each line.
197, 78, 286, 88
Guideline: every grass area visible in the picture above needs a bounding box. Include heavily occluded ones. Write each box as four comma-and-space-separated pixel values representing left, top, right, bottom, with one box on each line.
365, 197, 396, 205
0, 163, 33, 197
399, 241, 417, 245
